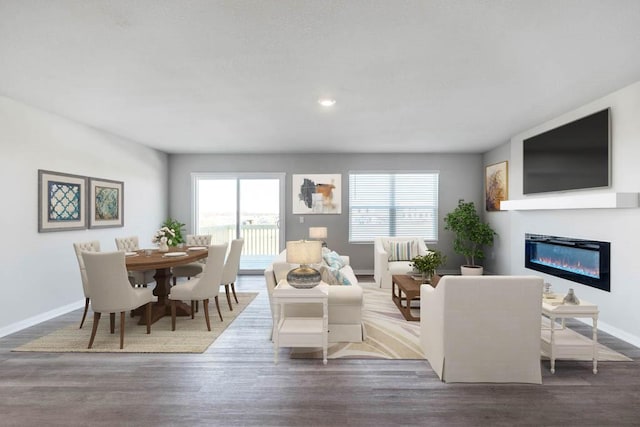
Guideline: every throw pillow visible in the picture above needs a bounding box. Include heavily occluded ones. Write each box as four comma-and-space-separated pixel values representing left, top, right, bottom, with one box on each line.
323, 250, 346, 269
273, 262, 292, 284
320, 265, 352, 286
388, 240, 417, 261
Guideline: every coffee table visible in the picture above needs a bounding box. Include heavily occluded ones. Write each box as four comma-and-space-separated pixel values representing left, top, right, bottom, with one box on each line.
391, 274, 440, 321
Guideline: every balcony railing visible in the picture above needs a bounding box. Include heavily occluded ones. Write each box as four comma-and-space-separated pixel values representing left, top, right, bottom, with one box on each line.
199, 224, 280, 256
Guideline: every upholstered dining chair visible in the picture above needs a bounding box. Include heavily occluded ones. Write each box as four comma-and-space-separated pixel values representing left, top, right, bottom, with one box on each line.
114, 236, 155, 287
220, 238, 244, 311
82, 251, 157, 349
72, 240, 101, 329
172, 234, 212, 286
168, 243, 227, 331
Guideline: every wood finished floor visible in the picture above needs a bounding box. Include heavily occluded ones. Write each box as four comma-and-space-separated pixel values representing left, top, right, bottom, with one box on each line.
1, 275, 639, 427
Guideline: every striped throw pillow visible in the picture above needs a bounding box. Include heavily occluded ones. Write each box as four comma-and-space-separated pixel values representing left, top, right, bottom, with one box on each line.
388, 241, 416, 261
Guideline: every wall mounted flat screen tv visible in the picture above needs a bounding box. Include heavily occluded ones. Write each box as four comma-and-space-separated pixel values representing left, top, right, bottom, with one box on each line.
523, 108, 610, 194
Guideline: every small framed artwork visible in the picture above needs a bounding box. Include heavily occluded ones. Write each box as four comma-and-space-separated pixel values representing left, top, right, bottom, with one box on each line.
292, 174, 342, 214
485, 161, 508, 211
89, 177, 124, 228
38, 170, 88, 232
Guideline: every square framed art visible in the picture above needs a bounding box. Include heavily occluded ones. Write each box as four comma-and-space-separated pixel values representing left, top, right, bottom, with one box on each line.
292, 174, 341, 214
89, 177, 124, 228
38, 169, 88, 232
485, 161, 508, 211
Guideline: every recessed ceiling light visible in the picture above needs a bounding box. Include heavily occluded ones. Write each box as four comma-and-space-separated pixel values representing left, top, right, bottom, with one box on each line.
318, 98, 336, 107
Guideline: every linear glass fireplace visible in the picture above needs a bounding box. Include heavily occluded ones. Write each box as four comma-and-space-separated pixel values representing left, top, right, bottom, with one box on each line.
525, 234, 610, 292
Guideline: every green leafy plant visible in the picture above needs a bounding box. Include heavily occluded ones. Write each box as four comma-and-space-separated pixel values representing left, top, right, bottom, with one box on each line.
410, 250, 447, 277
443, 199, 496, 267
155, 218, 186, 246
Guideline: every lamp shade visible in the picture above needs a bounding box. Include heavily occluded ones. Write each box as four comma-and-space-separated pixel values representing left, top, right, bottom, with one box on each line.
286, 240, 322, 265
308, 227, 328, 240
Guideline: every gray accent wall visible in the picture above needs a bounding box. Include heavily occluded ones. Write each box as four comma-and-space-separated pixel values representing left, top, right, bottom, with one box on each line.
169, 153, 484, 274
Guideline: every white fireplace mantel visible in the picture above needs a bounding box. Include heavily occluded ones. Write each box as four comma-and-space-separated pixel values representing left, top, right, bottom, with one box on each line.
500, 192, 639, 211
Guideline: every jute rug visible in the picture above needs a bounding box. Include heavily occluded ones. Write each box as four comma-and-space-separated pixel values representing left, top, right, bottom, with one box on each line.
13, 292, 258, 353
292, 286, 632, 361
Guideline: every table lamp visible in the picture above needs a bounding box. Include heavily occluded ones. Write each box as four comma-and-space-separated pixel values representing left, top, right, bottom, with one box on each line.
308, 226, 328, 247
286, 240, 322, 288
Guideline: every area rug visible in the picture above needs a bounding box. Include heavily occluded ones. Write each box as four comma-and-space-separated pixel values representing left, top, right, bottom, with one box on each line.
13, 292, 258, 353
292, 286, 632, 361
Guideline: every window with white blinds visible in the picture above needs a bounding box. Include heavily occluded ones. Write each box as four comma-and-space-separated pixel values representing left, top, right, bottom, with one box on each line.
348, 172, 439, 243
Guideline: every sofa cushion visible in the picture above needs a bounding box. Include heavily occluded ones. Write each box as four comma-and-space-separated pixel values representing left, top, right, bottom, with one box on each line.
388, 240, 418, 261
320, 265, 352, 286
323, 249, 346, 269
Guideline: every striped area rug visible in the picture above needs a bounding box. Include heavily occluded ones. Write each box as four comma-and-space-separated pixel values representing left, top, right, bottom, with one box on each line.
293, 285, 631, 361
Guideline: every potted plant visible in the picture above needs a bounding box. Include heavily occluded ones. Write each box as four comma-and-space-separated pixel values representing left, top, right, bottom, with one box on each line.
410, 250, 447, 282
443, 199, 496, 275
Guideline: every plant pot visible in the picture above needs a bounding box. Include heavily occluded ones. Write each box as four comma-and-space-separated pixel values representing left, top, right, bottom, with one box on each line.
460, 265, 483, 276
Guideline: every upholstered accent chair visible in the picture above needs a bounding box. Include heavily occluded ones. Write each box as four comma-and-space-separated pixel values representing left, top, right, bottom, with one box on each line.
374, 236, 429, 288
114, 236, 155, 287
420, 275, 544, 384
72, 240, 101, 329
220, 238, 244, 310
172, 234, 212, 286
82, 251, 157, 349
168, 243, 228, 331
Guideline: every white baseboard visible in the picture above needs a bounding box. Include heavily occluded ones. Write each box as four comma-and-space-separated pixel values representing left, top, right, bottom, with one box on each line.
574, 317, 640, 348
0, 300, 84, 339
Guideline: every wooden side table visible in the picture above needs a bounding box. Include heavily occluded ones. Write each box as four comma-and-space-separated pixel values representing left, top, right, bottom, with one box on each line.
541, 295, 599, 374
272, 281, 329, 365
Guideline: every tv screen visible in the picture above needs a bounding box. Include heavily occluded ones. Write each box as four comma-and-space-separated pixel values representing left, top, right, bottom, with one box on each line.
523, 108, 610, 194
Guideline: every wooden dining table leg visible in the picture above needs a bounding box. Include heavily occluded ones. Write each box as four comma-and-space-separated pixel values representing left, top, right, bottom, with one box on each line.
136, 267, 192, 325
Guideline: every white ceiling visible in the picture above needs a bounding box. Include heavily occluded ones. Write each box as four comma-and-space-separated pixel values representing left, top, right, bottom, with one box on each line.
1, 1, 640, 154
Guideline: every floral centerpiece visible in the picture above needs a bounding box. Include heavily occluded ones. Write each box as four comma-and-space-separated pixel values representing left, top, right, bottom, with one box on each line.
152, 218, 186, 248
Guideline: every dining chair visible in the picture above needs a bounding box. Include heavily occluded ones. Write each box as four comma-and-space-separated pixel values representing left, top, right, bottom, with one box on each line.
220, 238, 244, 311
171, 234, 212, 286
168, 243, 227, 331
72, 240, 101, 329
115, 236, 155, 287
82, 251, 157, 349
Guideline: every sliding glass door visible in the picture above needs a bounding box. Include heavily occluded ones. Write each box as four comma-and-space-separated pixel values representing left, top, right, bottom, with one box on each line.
192, 173, 285, 273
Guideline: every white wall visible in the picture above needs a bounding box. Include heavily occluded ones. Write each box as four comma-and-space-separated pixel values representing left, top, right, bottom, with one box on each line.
483, 142, 511, 275
0, 96, 168, 336
498, 80, 640, 345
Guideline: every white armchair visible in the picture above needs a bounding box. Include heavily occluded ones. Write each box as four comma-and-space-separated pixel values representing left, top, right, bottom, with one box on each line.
420, 275, 544, 383
374, 237, 428, 288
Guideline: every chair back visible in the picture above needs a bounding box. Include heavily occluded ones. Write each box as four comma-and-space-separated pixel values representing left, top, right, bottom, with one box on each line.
421, 275, 544, 383
186, 234, 212, 246
115, 236, 140, 251
73, 240, 101, 297
221, 238, 244, 284
190, 244, 228, 299
82, 251, 143, 313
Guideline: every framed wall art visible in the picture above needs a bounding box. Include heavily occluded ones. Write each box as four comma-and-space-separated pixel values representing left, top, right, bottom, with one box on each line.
38, 169, 88, 232
89, 177, 124, 228
292, 174, 341, 214
485, 161, 508, 212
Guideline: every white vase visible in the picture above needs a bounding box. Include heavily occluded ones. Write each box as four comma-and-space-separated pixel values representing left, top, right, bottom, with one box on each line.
158, 242, 169, 253
460, 265, 483, 276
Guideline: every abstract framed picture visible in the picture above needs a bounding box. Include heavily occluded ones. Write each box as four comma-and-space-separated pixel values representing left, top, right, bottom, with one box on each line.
292, 174, 341, 214
38, 170, 88, 232
485, 161, 508, 211
89, 177, 124, 228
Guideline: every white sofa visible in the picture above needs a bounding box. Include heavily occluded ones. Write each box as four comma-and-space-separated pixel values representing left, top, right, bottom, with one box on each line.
374, 236, 429, 288
264, 250, 365, 343
420, 275, 544, 383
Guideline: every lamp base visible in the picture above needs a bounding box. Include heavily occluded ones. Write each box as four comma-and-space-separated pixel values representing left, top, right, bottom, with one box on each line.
287, 265, 322, 289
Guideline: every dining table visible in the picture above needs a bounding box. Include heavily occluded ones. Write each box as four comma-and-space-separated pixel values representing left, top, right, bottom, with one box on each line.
125, 246, 210, 325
